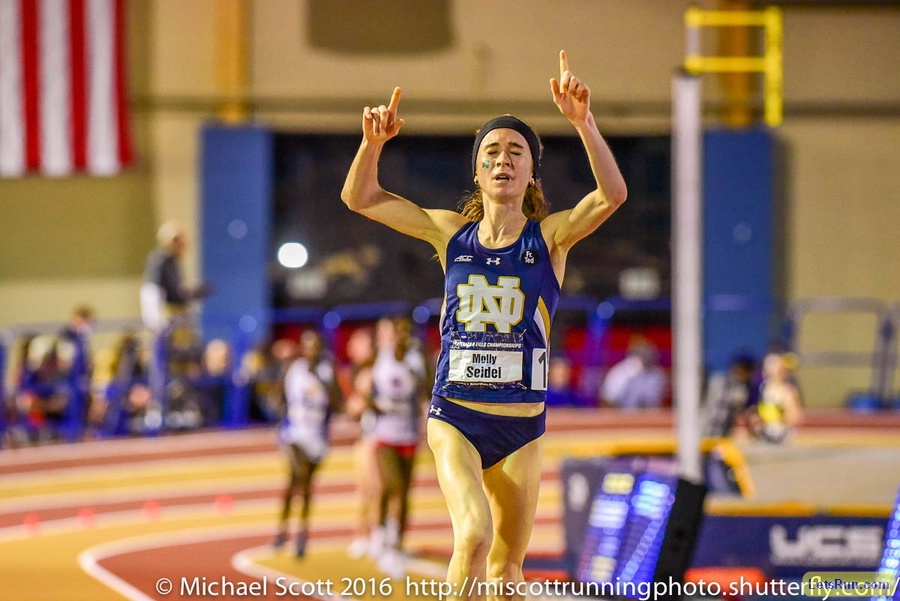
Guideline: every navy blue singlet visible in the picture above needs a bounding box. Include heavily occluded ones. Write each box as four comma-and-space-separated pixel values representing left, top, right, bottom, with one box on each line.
432, 219, 560, 404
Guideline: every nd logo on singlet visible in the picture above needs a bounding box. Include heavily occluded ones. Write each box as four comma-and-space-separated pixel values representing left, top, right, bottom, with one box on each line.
456, 275, 524, 333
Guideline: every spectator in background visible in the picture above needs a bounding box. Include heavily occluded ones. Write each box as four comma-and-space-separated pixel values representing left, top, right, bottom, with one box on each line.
60, 305, 95, 366
746, 351, 803, 443
95, 331, 155, 436
141, 221, 214, 430
193, 339, 232, 427
141, 221, 212, 334
601, 337, 668, 410
702, 353, 758, 438
59, 304, 96, 439
19, 336, 69, 443
5, 334, 39, 447
141, 221, 212, 394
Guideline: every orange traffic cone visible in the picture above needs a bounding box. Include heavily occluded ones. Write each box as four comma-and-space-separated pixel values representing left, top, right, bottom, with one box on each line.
23, 513, 41, 536
214, 494, 233, 515
78, 506, 96, 528
142, 500, 161, 521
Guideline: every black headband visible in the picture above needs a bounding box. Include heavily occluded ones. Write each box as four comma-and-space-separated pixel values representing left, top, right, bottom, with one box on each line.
472, 115, 541, 179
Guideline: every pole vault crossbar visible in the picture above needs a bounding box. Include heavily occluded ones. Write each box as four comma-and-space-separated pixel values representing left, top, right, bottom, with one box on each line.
671, 6, 783, 485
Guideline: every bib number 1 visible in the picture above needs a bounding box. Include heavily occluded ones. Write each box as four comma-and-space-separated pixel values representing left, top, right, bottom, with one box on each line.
531, 348, 548, 391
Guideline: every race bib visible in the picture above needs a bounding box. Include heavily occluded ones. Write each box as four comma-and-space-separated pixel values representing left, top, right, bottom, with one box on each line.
447, 331, 523, 385
449, 349, 523, 383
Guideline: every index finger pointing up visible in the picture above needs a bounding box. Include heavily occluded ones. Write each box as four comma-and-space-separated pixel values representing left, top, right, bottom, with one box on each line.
559, 50, 569, 77
388, 87, 402, 113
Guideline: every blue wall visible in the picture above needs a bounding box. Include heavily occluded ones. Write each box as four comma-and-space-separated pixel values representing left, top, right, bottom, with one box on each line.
200, 125, 273, 347
703, 128, 778, 372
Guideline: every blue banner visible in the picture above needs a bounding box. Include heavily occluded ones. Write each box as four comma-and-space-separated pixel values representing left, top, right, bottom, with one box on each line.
692, 514, 887, 578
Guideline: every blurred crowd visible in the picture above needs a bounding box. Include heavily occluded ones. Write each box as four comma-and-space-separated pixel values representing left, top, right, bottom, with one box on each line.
1, 299, 802, 451
702, 348, 804, 443
1, 305, 235, 447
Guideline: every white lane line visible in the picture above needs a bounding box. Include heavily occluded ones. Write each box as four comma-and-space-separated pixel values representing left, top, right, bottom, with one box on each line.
78, 522, 276, 601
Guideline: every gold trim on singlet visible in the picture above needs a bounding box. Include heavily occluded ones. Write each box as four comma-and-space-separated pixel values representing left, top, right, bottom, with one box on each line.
444, 397, 545, 418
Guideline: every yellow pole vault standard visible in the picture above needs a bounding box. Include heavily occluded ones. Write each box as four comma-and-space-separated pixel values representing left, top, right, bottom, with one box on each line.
216, 0, 250, 123
684, 6, 783, 127
716, 0, 754, 127
671, 5, 783, 484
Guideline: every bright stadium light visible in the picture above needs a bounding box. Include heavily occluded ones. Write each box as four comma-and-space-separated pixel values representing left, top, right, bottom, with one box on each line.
277, 242, 309, 268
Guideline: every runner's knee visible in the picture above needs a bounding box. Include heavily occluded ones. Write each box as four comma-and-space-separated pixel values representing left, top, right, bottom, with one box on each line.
486, 558, 523, 584
454, 511, 492, 559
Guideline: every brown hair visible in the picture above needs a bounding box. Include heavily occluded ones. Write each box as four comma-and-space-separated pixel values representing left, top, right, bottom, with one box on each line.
72, 304, 95, 321
458, 180, 549, 222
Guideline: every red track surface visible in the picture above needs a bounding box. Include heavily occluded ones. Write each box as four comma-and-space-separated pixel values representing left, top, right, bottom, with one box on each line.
5, 408, 899, 600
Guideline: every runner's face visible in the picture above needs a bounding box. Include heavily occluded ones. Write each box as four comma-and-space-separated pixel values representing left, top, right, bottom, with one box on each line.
475, 129, 533, 201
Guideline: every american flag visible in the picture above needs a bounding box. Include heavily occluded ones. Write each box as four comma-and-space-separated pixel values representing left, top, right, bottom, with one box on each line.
0, 0, 134, 177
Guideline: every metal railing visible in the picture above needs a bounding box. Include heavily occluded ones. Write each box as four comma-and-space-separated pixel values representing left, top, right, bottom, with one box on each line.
783, 297, 897, 408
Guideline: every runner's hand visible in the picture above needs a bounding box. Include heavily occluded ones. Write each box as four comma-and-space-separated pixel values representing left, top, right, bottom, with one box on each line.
363, 87, 405, 143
